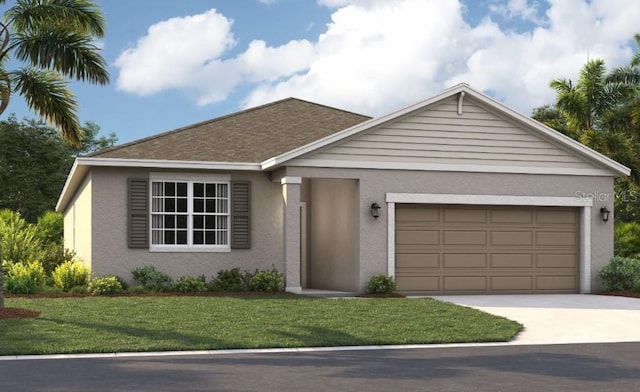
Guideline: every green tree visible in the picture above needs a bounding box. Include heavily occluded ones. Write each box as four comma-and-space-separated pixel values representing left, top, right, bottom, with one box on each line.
74, 120, 117, 155
537, 59, 640, 183
0, 0, 109, 309
0, 116, 74, 222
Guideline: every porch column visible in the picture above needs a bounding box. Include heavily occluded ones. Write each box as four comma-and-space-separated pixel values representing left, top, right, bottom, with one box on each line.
282, 176, 302, 293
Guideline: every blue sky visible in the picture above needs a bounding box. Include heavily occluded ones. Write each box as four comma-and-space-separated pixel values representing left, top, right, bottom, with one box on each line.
4, 0, 640, 144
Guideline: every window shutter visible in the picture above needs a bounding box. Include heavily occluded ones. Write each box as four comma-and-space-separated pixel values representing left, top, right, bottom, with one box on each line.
231, 181, 251, 249
128, 178, 149, 248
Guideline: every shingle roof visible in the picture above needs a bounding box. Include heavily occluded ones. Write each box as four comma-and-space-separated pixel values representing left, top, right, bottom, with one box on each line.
91, 98, 371, 162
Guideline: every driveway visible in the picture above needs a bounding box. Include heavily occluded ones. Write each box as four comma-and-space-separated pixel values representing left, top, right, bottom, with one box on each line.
430, 294, 640, 345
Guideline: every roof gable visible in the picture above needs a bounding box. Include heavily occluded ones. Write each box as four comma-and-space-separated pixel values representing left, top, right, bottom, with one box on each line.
264, 84, 630, 177
93, 98, 370, 163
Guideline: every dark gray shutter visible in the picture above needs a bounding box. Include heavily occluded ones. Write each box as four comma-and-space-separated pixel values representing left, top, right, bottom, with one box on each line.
128, 178, 149, 248
231, 181, 251, 249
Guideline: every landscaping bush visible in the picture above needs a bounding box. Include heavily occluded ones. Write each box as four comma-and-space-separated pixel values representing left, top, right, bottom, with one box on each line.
614, 222, 640, 258
35, 211, 64, 245
599, 256, 640, 292
0, 209, 42, 264
174, 275, 207, 293
39, 243, 76, 275
209, 267, 248, 291
366, 274, 397, 294
52, 260, 90, 292
89, 276, 125, 295
131, 265, 173, 292
248, 268, 284, 293
6, 259, 46, 287
3, 276, 39, 294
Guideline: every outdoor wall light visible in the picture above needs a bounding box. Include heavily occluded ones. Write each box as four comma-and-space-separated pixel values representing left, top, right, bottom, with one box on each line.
600, 206, 610, 222
371, 202, 381, 219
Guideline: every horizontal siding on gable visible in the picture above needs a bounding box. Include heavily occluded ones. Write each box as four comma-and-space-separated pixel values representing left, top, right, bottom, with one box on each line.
308, 96, 594, 170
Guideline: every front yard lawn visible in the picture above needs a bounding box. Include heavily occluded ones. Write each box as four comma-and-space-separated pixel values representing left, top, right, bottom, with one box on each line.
0, 296, 522, 355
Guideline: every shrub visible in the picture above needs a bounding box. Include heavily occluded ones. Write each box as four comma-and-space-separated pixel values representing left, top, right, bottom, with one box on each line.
174, 275, 207, 293
0, 209, 42, 264
366, 274, 397, 294
89, 276, 125, 295
209, 267, 248, 291
614, 222, 640, 258
35, 211, 64, 245
3, 276, 38, 294
39, 243, 76, 275
6, 259, 46, 287
127, 284, 146, 294
52, 260, 90, 292
131, 265, 173, 292
248, 268, 284, 293
599, 256, 640, 292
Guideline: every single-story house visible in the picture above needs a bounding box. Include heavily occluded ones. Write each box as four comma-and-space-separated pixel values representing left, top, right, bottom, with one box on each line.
56, 83, 629, 295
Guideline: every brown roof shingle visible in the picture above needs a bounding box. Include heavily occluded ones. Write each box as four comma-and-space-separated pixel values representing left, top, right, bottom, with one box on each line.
92, 98, 371, 162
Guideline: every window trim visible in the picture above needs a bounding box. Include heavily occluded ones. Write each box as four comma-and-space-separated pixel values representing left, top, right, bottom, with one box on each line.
149, 173, 231, 253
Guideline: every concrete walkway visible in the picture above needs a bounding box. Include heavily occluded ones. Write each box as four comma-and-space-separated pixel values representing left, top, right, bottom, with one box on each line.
430, 294, 640, 345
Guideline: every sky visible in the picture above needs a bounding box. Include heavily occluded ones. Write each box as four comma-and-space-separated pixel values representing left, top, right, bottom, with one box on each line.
4, 0, 640, 144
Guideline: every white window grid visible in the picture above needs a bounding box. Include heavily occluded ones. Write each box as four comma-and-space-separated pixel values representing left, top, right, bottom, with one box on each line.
150, 179, 230, 249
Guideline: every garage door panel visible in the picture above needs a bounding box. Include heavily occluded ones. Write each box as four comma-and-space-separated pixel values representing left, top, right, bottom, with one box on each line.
395, 204, 579, 294
443, 253, 487, 268
536, 209, 577, 225
491, 231, 533, 246
536, 231, 576, 246
443, 208, 486, 223
443, 276, 487, 291
490, 210, 533, 224
536, 253, 577, 268
443, 230, 487, 245
396, 276, 440, 291
490, 276, 533, 291
536, 275, 577, 291
396, 205, 438, 222
490, 254, 533, 268
396, 253, 439, 268
396, 230, 439, 245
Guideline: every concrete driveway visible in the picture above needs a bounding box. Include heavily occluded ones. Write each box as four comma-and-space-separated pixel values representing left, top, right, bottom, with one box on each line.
430, 294, 640, 345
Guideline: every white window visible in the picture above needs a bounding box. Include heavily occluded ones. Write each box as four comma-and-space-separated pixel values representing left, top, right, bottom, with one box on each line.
149, 174, 230, 252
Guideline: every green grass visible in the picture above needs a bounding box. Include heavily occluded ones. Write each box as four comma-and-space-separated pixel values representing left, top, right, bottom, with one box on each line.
0, 296, 522, 355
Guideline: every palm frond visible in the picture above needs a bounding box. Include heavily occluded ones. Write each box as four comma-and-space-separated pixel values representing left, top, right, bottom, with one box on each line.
10, 67, 82, 147
6, 0, 105, 38
606, 65, 640, 85
12, 25, 108, 84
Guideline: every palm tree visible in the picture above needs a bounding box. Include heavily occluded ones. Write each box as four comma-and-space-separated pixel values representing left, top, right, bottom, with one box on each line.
0, 0, 109, 310
549, 59, 640, 183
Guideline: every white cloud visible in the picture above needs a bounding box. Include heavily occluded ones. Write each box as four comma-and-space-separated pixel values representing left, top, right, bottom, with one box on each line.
115, 9, 236, 95
115, 0, 640, 118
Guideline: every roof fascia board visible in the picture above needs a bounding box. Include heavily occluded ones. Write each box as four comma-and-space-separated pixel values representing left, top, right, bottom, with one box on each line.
262, 83, 630, 177
288, 158, 618, 177
78, 157, 262, 171
55, 159, 81, 212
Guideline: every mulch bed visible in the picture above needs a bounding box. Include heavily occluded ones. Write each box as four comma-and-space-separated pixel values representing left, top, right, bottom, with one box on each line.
599, 290, 640, 298
0, 308, 40, 320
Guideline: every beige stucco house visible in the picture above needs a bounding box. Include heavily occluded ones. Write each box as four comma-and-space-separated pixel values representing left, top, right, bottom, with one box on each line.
56, 84, 629, 295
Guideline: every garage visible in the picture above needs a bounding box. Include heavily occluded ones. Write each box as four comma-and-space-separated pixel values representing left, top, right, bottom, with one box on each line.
395, 204, 579, 295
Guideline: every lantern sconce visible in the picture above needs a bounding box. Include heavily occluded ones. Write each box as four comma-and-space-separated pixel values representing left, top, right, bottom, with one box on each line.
371, 202, 381, 219
600, 207, 610, 222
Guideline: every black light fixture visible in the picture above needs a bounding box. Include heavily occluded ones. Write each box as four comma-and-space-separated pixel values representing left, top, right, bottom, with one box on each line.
600, 206, 610, 222
370, 202, 381, 219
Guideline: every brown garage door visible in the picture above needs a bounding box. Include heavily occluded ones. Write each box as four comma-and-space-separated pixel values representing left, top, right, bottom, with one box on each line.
395, 204, 579, 295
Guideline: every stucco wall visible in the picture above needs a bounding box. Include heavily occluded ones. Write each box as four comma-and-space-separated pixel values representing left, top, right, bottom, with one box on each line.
284, 167, 615, 292
63, 172, 93, 270
309, 178, 360, 291
88, 167, 284, 282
